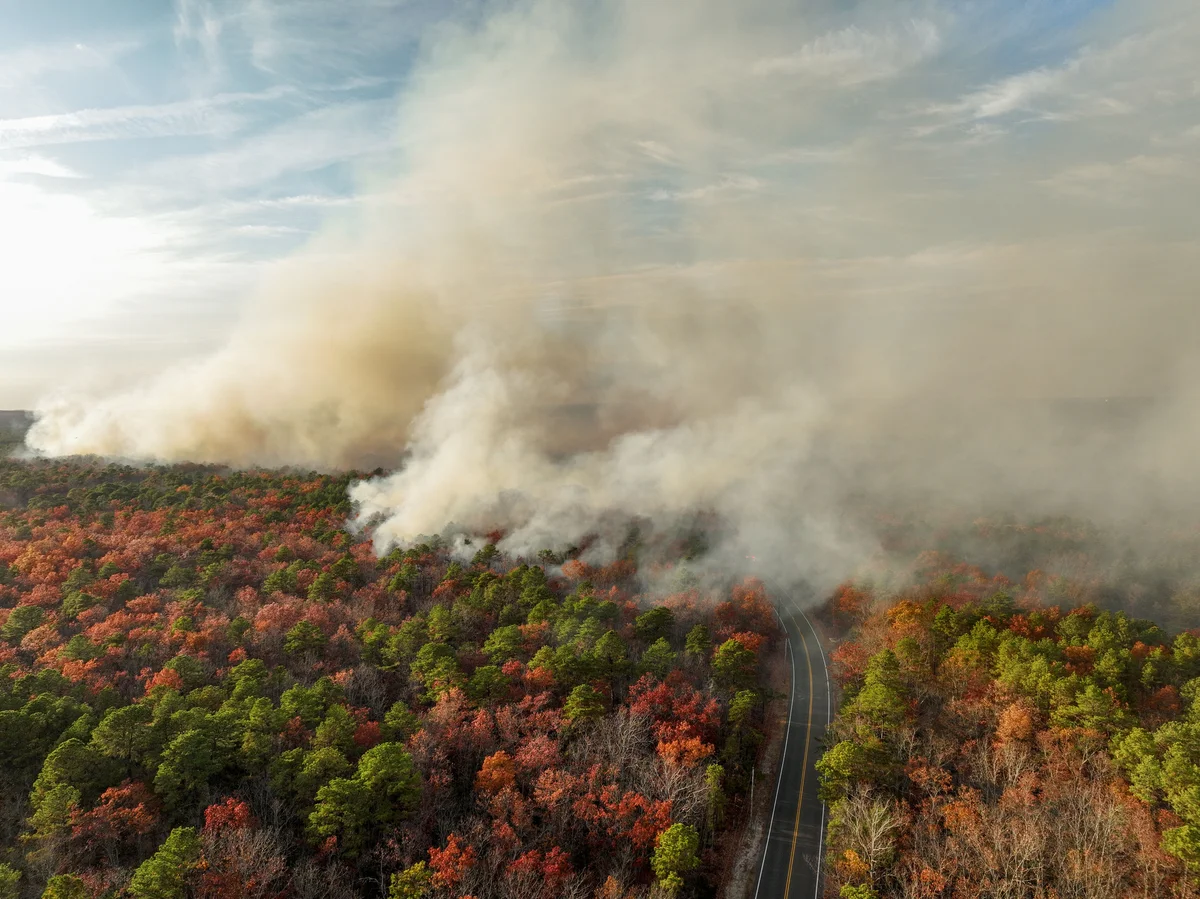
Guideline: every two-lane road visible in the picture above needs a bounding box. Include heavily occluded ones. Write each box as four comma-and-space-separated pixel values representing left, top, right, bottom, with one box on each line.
754, 595, 832, 899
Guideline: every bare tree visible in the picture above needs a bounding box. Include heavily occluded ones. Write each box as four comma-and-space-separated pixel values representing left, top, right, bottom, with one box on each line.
837, 785, 903, 876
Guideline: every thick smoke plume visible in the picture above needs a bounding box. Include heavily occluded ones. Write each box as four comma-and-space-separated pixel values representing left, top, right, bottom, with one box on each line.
27, 0, 1200, 588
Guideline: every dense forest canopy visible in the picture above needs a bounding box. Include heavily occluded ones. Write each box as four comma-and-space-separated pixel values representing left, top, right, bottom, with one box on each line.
817, 547, 1200, 898
0, 455, 782, 898
5, 441, 1200, 899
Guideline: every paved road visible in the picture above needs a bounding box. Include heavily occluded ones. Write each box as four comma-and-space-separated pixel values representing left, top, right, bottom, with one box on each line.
754, 594, 832, 899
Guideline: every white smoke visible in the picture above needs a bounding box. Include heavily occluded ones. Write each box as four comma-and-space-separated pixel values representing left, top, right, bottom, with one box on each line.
26, 0, 1200, 586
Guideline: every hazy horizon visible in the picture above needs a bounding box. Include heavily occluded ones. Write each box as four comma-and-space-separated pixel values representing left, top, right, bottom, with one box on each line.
8, 0, 1200, 588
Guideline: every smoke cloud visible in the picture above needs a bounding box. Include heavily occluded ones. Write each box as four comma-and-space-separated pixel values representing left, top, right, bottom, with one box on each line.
27, 0, 1200, 587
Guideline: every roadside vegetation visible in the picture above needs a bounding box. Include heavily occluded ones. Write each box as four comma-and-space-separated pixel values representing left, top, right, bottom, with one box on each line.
818, 538, 1200, 898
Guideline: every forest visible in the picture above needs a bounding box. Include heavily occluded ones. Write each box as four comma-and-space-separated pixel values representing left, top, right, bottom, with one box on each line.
6, 447, 1200, 899
0, 456, 781, 899
817, 531, 1200, 898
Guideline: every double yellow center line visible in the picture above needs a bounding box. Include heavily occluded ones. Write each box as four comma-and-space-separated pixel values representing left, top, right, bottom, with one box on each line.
782, 609, 816, 899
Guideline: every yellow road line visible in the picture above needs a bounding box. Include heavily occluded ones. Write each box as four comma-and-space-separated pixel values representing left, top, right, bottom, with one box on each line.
782, 615, 815, 899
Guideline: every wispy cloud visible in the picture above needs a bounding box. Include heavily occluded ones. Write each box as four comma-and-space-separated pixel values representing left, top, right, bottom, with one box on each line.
755, 20, 941, 85
918, 13, 1200, 135
240, 0, 434, 74
1042, 153, 1197, 202
230, 223, 307, 236
0, 40, 140, 93
0, 154, 83, 179
170, 0, 437, 87
135, 97, 397, 196
649, 174, 762, 203
0, 87, 291, 150
214, 193, 363, 212
959, 68, 1061, 119
174, 0, 228, 92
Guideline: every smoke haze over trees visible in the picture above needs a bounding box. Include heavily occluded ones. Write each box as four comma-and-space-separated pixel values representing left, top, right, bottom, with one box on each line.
22, 0, 1200, 587
0, 457, 780, 897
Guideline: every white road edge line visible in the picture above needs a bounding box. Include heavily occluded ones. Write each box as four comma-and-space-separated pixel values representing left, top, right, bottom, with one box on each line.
754, 602, 797, 899
793, 600, 831, 899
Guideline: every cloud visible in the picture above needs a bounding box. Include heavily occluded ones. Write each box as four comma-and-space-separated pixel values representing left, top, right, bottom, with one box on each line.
0, 154, 83, 179
1041, 153, 1198, 205
174, 0, 229, 90
178, 0, 439, 84
754, 19, 941, 85
921, 5, 1200, 134
0, 87, 290, 150
0, 40, 140, 94
649, 174, 762, 203
133, 97, 398, 195
962, 68, 1061, 119
230, 223, 307, 236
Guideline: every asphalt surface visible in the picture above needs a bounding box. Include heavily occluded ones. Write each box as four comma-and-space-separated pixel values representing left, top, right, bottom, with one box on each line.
754, 595, 832, 899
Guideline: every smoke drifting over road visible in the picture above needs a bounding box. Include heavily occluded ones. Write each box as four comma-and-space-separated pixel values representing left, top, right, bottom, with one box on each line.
27, 0, 1200, 584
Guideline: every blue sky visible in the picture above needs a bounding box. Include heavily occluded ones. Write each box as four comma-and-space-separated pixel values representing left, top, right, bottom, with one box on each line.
2, 0, 1197, 417
0, 0, 449, 404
